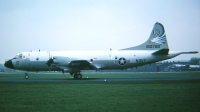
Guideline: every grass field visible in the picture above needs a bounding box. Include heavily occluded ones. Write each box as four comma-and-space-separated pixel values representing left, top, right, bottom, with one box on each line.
0, 72, 200, 112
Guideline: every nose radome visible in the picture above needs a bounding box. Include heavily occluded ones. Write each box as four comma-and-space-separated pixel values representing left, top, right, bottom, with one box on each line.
4, 59, 14, 69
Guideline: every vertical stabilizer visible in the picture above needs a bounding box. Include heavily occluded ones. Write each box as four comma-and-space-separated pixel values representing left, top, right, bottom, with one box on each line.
121, 22, 169, 50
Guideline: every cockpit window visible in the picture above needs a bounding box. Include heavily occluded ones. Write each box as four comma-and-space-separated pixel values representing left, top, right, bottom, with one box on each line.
13, 53, 22, 59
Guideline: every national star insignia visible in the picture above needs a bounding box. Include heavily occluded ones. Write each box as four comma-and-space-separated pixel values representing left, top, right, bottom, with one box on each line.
118, 57, 126, 65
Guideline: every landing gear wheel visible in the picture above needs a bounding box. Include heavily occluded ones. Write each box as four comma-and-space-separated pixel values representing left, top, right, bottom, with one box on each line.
77, 74, 82, 79
74, 73, 82, 79
25, 73, 29, 79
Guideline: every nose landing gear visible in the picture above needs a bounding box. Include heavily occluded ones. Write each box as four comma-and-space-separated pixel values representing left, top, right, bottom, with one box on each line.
25, 73, 29, 79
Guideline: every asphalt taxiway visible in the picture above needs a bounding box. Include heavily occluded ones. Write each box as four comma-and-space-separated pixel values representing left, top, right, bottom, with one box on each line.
0, 72, 200, 82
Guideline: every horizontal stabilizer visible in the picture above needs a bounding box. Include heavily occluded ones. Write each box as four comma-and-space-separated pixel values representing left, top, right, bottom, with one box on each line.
152, 49, 169, 55
181, 51, 199, 54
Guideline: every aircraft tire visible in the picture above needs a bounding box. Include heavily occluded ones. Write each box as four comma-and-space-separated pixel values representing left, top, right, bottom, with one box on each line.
25, 75, 29, 79
77, 74, 82, 79
73, 73, 82, 79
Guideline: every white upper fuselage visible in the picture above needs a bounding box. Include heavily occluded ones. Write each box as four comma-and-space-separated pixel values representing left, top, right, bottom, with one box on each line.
11, 50, 182, 72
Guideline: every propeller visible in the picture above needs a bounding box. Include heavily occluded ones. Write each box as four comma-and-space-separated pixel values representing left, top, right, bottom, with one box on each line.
46, 55, 54, 72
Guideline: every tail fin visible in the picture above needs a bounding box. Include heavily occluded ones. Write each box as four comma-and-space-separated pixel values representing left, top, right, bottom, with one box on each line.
121, 22, 169, 50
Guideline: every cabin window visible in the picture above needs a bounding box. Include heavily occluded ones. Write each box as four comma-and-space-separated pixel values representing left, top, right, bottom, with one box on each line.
14, 53, 22, 59
19, 54, 22, 59
16, 61, 20, 66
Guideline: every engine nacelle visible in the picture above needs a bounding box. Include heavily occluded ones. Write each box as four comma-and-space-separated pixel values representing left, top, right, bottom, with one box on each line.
53, 56, 71, 66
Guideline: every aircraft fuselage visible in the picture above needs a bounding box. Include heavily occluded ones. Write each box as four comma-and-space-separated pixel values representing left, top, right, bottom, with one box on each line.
9, 50, 181, 72
4, 22, 198, 79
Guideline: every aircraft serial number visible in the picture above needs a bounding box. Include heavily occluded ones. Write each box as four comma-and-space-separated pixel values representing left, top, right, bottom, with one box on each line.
136, 59, 146, 63
146, 45, 160, 48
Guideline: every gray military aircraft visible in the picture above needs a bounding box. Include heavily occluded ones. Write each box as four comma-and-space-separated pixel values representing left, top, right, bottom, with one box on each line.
4, 22, 198, 79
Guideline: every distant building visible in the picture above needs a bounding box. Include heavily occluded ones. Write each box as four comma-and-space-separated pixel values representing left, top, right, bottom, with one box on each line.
0, 64, 5, 72
0, 63, 15, 72
157, 57, 200, 72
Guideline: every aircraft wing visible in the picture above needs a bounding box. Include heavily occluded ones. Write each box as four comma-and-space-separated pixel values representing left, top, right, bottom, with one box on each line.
56, 60, 97, 73
68, 60, 97, 70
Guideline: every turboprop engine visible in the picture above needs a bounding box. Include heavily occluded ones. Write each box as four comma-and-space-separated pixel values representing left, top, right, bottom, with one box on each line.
46, 55, 96, 74
52, 56, 71, 65
46, 56, 80, 73
47, 56, 72, 66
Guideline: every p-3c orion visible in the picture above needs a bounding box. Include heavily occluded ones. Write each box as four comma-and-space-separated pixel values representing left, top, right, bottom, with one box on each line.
4, 22, 198, 79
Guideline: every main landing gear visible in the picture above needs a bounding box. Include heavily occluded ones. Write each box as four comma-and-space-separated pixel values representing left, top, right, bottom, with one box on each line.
25, 73, 29, 79
70, 72, 82, 79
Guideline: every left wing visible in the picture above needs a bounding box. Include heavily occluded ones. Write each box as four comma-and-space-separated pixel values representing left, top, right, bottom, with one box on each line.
68, 60, 96, 70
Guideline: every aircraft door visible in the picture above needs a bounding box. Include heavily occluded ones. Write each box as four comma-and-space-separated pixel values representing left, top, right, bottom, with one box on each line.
108, 50, 114, 68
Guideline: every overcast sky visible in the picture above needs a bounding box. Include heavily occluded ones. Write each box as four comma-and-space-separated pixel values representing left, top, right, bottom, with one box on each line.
0, 0, 200, 63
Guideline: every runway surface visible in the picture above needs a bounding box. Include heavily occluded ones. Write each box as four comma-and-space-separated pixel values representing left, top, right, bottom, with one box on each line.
1, 77, 200, 83
1, 72, 200, 82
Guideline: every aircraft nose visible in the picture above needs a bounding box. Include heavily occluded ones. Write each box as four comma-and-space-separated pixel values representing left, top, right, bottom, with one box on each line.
4, 59, 14, 69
